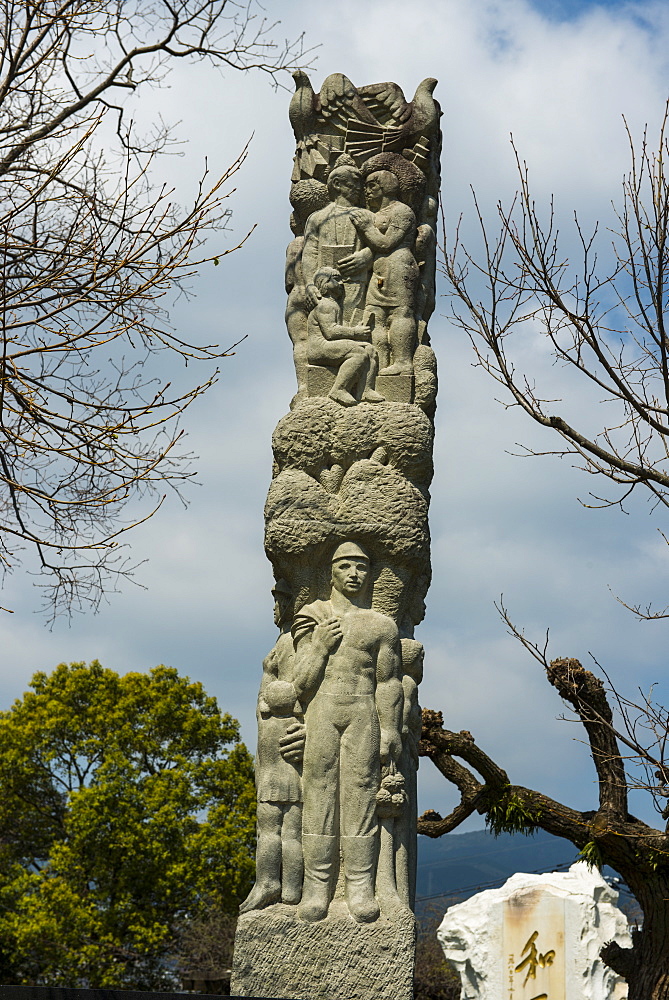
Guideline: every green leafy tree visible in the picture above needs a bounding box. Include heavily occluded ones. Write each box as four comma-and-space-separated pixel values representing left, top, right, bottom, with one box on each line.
0, 660, 255, 988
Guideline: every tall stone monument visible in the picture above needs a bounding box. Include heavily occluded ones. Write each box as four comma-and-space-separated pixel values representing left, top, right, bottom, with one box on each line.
231, 72, 441, 1000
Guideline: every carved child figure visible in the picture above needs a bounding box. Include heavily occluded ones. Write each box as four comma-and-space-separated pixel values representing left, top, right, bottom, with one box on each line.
239, 580, 306, 914
307, 266, 384, 407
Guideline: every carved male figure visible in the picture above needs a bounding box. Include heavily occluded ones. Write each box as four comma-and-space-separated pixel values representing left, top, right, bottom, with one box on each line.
292, 542, 404, 923
240, 580, 306, 914
301, 155, 372, 323
307, 266, 384, 407
350, 169, 419, 375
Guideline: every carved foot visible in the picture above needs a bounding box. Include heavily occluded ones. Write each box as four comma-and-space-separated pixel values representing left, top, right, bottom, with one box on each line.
347, 891, 380, 923
361, 389, 385, 403
328, 388, 358, 407
299, 834, 335, 921
281, 883, 302, 905
342, 835, 380, 923
377, 888, 406, 916
379, 363, 413, 376
297, 890, 330, 922
239, 879, 281, 914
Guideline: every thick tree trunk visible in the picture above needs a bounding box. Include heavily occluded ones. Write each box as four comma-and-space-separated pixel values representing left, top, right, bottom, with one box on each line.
604, 873, 669, 1000
418, 694, 669, 1000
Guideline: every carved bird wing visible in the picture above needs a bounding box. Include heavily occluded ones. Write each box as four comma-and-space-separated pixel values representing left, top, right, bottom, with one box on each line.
358, 81, 412, 126
318, 73, 378, 128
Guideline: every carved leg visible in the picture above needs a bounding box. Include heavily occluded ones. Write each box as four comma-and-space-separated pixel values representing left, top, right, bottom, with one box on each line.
239, 802, 282, 913
329, 355, 365, 406
368, 309, 390, 371
375, 816, 403, 911
361, 346, 385, 404
380, 308, 416, 375
281, 802, 304, 905
342, 835, 380, 923
298, 833, 336, 922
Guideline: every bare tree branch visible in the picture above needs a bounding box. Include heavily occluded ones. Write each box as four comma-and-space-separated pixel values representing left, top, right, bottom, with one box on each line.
443, 101, 669, 557
0, 1, 313, 616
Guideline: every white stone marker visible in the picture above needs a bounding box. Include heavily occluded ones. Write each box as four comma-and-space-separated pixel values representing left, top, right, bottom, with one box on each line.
437, 861, 632, 1000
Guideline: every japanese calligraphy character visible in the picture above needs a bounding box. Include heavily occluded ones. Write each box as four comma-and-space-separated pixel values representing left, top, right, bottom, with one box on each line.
515, 930, 556, 986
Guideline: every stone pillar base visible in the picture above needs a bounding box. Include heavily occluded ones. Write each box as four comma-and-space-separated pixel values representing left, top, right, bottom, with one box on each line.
231, 900, 415, 1000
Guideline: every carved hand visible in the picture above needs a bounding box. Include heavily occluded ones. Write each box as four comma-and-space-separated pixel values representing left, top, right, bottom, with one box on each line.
380, 728, 403, 765
312, 616, 343, 654
305, 283, 321, 311
348, 210, 372, 233
338, 249, 369, 276
353, 325, 371, 339
279, 722, 306, 763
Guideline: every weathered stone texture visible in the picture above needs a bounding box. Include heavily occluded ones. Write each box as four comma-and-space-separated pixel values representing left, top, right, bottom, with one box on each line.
232, 902, 415, 1000
266, 398, 433, 628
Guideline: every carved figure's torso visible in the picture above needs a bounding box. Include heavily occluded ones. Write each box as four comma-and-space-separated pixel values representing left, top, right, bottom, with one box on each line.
302, 204, 370, 323
364, 201, 419, 311
256, 631, 302, 803
294, 597, 397, 698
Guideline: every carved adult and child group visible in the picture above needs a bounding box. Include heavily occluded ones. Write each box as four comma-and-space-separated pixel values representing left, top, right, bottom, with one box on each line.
284, 73, 440, 412
242, 542, 422, 924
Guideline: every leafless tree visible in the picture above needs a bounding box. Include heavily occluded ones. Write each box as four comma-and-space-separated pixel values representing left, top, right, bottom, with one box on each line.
0, 1, 308, 616
429, 107, 669, 997
444, 102, 669, 620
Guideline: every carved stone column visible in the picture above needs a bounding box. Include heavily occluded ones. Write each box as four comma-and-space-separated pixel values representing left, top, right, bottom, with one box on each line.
231, 72, 441, 1000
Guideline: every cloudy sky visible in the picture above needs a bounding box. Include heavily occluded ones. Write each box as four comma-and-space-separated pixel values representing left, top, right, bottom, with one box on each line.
3, 0, 669, 832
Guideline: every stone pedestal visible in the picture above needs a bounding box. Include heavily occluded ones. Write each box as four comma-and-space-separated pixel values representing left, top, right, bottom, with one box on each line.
306, 364, 335, 397
306, 367, 415, 406
231, 901, 415, 1000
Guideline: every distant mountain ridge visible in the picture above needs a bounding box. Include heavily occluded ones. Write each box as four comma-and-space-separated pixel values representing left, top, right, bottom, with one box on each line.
416, 827, 579, 905
416, 828, 640, 922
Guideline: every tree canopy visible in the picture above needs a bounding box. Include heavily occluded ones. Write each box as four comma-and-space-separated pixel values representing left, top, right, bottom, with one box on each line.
0, 660, 255, 988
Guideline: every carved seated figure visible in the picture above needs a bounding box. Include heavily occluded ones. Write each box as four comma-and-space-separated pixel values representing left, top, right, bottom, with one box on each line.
307, 266, 385, 407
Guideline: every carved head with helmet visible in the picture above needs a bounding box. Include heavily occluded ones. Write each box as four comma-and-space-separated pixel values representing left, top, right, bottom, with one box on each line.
330, 540, 371, 598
